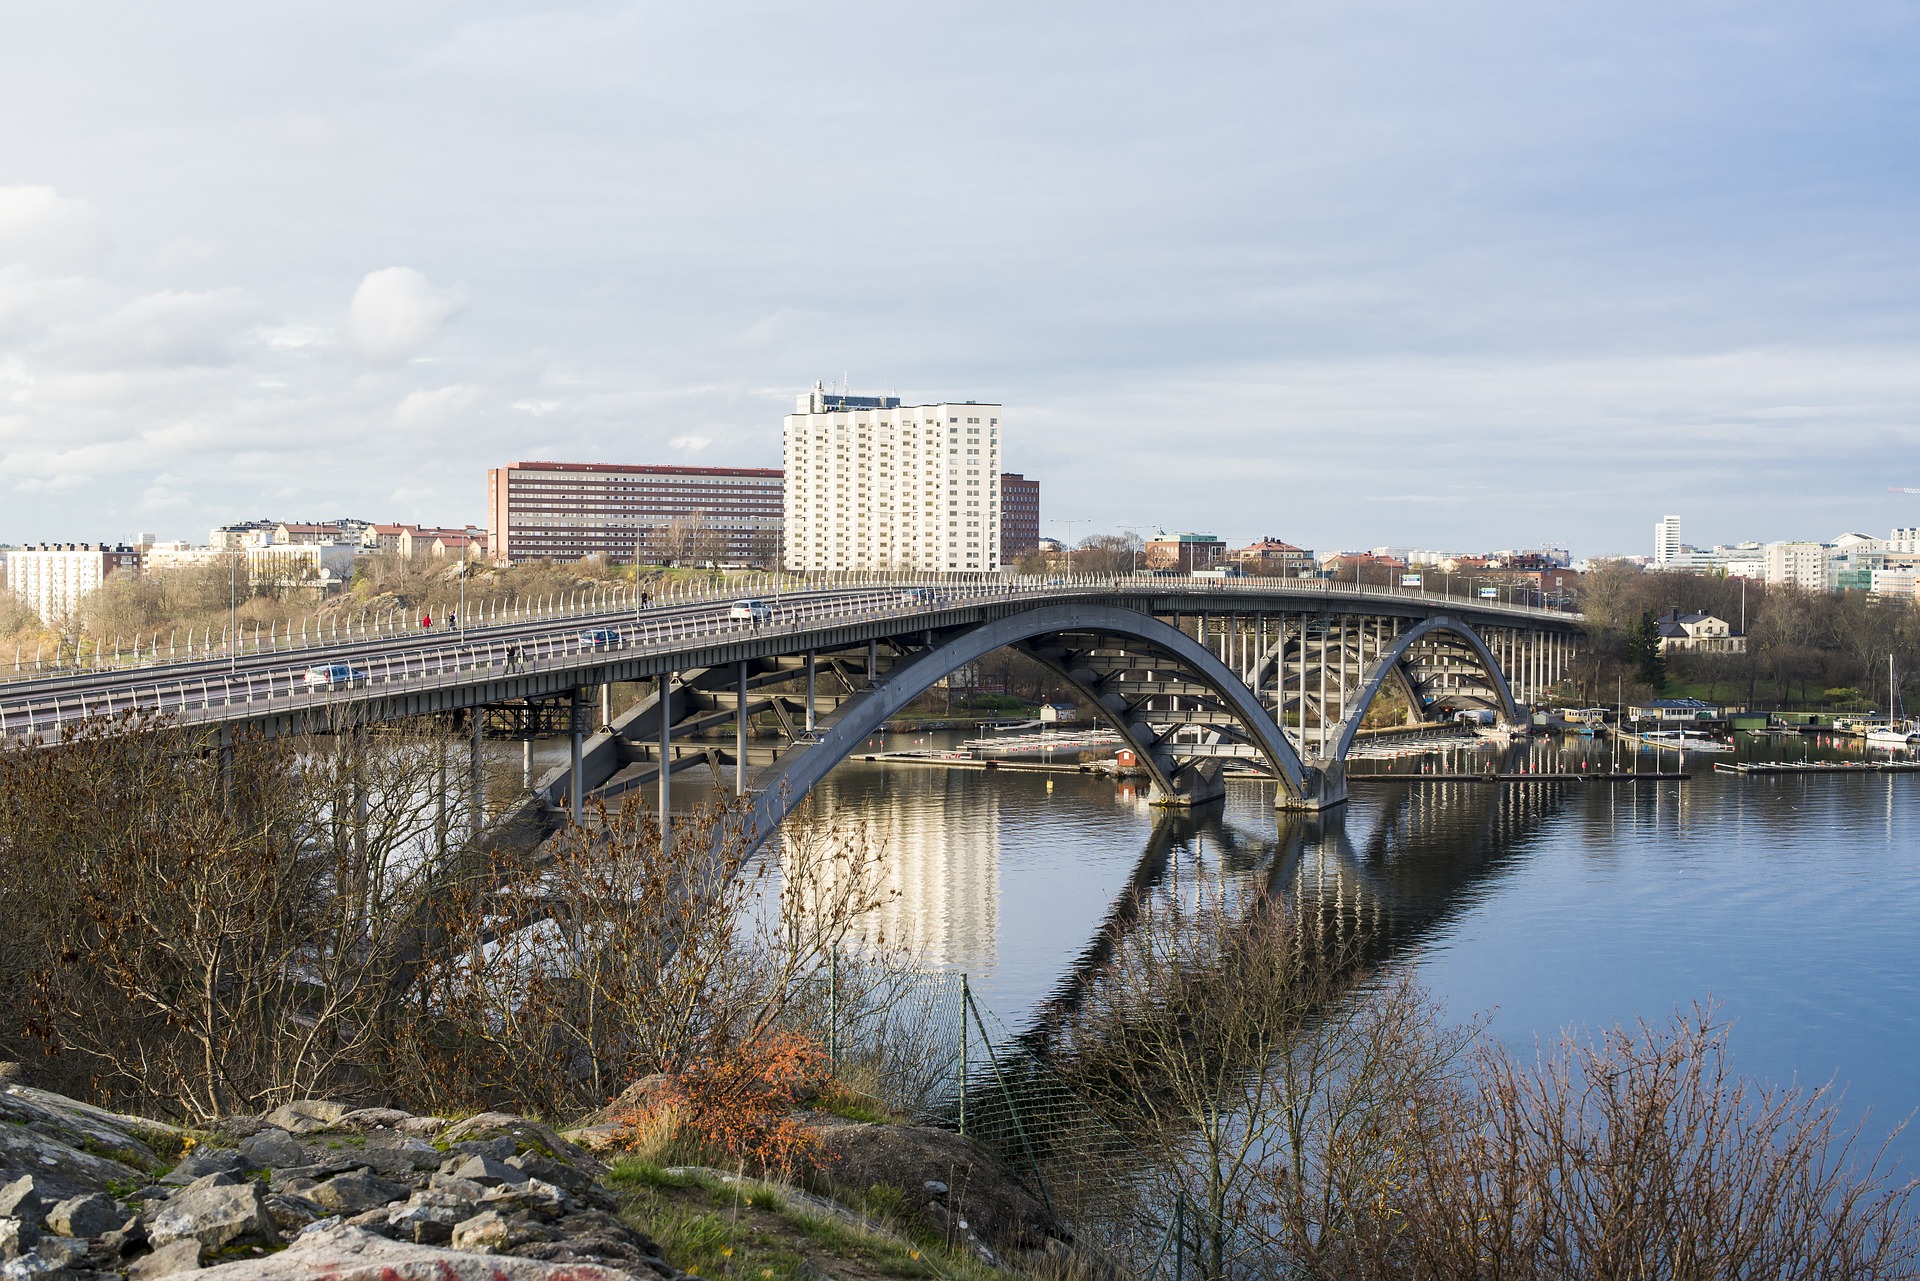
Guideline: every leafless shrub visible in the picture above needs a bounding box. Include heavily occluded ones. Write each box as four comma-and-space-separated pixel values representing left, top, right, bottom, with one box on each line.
1054, 884, 1918, 1280
377, 792, 897, 1119
1378, 1006, 1920, 1281
0, 713, 497, 1119
0, 714, 897, 1124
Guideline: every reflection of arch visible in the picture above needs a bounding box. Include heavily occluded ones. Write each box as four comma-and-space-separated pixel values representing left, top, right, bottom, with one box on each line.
746, 604, 1317, 850
1330, 616, 1524, 760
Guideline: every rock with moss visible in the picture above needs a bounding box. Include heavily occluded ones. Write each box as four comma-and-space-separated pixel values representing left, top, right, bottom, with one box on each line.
810, 1119, 1071, 1259
191, 1223, 665, 1278
146, 1173, 279, 1251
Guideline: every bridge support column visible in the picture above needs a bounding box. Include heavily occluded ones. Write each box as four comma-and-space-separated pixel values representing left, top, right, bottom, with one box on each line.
568, 686, 585, 827
1147, 763, 1227, 808
805, 651, 816, 733
469, 713, 483, 840
434, 738, 447, 859
1278, 759, 1348, 811
736, 660, 748, 797
659, 671, 673, 856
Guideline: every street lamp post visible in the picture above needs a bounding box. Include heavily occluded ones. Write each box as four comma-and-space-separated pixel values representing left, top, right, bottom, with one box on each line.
1052, 520, 1087, 576
229, 551, 239, 672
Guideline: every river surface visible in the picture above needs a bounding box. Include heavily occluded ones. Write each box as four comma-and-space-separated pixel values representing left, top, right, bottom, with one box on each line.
779, 728, 1920, 1163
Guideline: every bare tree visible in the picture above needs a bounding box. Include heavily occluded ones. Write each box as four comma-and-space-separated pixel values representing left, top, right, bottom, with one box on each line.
1055, 886, 1473, 1280
0, 714, 496, 1119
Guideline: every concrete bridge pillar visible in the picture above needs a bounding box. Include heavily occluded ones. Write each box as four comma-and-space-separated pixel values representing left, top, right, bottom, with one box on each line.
469, 712, 483, 840
1279, 759, 1348, 811
658, 671, 674, 857
568, 686, 586, 827
1146, 762, 1227, 808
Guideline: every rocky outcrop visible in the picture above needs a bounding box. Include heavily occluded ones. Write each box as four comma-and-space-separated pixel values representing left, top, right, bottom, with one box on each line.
0, 1070, 687, 1280
811, 1118, 1073, 1262
192, 1225, 645, 1279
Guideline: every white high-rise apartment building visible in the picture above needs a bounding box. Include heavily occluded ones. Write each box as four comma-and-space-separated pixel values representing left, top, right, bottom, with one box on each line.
1653, 515, 1683, 566
7, 544, 144, 625
1763, 541, 1830, 591
783, 383, 1001, 572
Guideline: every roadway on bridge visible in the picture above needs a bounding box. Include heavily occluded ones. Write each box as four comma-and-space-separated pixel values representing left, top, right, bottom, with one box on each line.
0, 577, 1580, 744
0, 585, 918, 739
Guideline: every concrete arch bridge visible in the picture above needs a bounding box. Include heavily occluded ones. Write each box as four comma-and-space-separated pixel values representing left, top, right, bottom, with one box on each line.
550, 583, 1583, 851
0, 576, 1583, 850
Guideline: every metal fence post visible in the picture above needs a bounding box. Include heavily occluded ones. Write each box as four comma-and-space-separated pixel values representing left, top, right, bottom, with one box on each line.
1174, 1194, 1186, 1281
958, 973, 968, 1137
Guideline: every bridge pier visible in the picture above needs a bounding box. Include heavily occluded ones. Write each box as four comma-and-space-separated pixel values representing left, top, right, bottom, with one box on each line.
1146, 761, 1227, 808
658, 671, 673, 856
568, 686, 585, 827
1279, 759, 1348, 812
735, 661, 748, 797
469, 712, 484, 840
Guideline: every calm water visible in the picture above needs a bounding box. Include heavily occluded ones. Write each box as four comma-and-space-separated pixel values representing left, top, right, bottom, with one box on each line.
784, 730, 1920, 1160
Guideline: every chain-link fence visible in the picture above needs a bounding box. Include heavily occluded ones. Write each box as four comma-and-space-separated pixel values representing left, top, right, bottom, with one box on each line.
781, 955, 1189, 1279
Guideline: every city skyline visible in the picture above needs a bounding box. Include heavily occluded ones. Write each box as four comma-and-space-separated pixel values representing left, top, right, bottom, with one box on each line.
3, 5, 1918, 552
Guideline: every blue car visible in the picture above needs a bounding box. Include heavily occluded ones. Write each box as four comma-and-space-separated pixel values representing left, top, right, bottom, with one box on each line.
578, 627, 622, 650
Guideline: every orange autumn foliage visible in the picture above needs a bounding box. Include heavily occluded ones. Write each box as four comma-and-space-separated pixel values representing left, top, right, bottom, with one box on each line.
617, 1030, 828, 1176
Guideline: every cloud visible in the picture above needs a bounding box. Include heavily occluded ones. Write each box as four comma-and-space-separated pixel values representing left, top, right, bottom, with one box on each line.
58, 289, 255, 370
137, 473, 195, 510
345, 267, 464, 362
253, 324, 332, 350
669, 434, 711, 452
394, 383, 477, 426
0, 186, 105, 267
512, 399, 560, 415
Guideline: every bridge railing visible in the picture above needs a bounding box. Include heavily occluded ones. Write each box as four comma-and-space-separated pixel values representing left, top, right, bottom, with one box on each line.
1, 568, 1580, 690
0, 583, 1005, 740
0, 575, 1582, 742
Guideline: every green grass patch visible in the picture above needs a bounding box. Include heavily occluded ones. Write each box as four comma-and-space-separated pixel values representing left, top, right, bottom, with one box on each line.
610, 1161, 1007, 1280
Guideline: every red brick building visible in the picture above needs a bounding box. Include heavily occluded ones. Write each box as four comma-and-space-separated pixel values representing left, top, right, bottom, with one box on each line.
1232, 538, 1315, 576
999, 472, 1041, 562
487, 461, 784, 565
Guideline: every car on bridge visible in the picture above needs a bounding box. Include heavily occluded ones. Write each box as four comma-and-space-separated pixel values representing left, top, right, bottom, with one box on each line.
728, 599, 774, 624
303, 663, 370, 690
578, 627, 623, 650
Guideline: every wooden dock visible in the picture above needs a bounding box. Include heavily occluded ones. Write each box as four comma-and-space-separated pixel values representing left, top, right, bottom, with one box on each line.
1714, 760, 1920, 776
1349, 771, 1688, 783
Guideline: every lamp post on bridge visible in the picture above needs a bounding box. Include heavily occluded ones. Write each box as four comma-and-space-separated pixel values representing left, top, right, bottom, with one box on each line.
1051, 519, 1087, 577
228, 550, 239, 673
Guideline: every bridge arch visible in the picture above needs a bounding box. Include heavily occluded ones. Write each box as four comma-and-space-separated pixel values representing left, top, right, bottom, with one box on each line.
745, 603, 1320, 850
1327, 615, 1525, 761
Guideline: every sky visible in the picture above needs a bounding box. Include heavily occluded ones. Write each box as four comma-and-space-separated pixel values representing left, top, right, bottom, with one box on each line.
2, 1, 1918, 557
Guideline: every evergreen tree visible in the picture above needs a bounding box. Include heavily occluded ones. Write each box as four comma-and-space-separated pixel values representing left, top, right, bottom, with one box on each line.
1631, 611, 1669, 693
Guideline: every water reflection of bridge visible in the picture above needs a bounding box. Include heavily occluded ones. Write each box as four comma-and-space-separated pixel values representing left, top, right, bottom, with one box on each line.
1027, 746, 1577, 1045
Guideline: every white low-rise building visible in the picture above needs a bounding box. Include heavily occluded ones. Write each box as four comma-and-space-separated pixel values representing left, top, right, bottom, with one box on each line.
1763, 541, 1831, 591
1655, 611, 1746, 654
1871, 567, 1920, 598
144, 542, 357, 592
144, 542, 225, 573
247, 542, 357, 590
